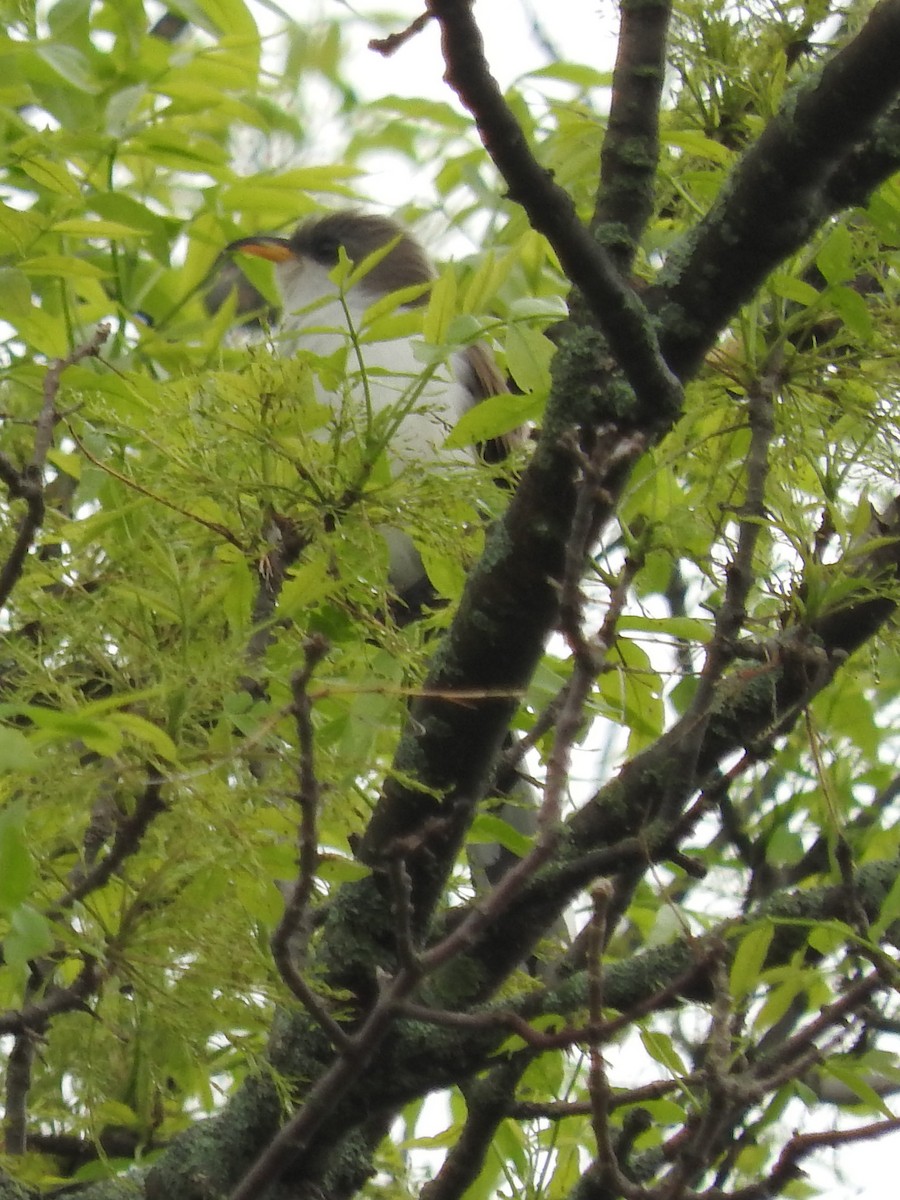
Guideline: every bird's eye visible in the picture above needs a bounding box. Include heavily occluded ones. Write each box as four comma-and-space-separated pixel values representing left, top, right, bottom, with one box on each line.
309, 233, 343, 265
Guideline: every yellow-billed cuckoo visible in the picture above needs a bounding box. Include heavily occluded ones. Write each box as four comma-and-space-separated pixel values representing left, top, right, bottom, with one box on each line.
226, 211, 516, 598
226, 212, 543, 898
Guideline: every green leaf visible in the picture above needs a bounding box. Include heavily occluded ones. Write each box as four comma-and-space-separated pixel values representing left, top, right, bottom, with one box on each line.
640, 1030, 688, 1077
24, 709, 125, 756
768, 274, 821, 305
0, 804, 32, 910
0, 267, 34, 316
420, 544, 466, 598
504, 324, 553, 394
34, 43, 100, 93
816, 223, 854, 286
186, 0, 259, 39
8, 307, 70, 357
527, 62, 613, 89
220, 165, 358, 208
460, 252, 515, 315
872, 871, 900, 937
468, 812, 532, 858
729, 922, 773, 998
807, 923, 846, 956
16, 154, 82, 196
616, 614, 711, 642
106, 713, 179, 763
664, 129, 733, 164
52, 216, 150, 238
445, 392, 539, 448
279, 558, 338, 616
0, 727, 39, 772
0, 206, 44, 255
7, 904, 54, 963
423, 269, 457, 345
822, 1060, 895, 1116
21, 254, 110, 280
831, 285, 873, 339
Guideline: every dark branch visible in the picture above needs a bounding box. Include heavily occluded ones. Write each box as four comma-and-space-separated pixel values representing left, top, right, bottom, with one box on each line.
0, 325, 109, 609
427, 0, 683, 419
594, 0, 672, 270
658, 0, 900, 377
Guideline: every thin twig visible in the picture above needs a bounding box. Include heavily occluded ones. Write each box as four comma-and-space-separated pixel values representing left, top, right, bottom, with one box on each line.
369, 9, 432, 55
586, 882, 613, 1155
0, 325, 110, 608
34, 324, 110, 468
228, 963, 426, 1200
3, 1027, 37, 1154
228, 480, 638, 1198
511, 1076, 685, 1119
695, 1114, 900, 1200
419, 1058, 529, 1200
388, 859, 420, 973
415, 444, 623, 977
270, 637, 350, 1050
395, 1001, 569, 1048
48, 773, 167, 918
65, 420, 243, 548
580, 893, 646, 1200
693, 359, 778, 710
0, 955, 100, 1036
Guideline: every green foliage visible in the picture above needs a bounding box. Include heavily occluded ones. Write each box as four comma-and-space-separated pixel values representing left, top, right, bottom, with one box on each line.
1, 2, 900, 1200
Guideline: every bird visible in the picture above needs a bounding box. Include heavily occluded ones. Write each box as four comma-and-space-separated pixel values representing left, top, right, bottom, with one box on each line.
225, 211, 519, 602
225, 211, 543, 902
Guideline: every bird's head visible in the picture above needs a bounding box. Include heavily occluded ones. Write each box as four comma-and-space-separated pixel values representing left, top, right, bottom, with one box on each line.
226, 211, 435, 321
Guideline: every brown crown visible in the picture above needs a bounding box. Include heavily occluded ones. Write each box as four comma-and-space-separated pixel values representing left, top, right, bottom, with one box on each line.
287, 211, 435, 302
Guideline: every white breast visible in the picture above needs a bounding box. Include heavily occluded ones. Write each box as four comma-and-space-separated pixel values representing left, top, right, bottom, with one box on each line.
278, 260, 473, 462
276, 258, 475, 591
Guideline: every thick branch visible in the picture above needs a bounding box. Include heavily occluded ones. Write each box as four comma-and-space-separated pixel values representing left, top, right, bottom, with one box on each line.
594, 0, 672, 269
658, 0, 900, 377
427, 0, 682, 418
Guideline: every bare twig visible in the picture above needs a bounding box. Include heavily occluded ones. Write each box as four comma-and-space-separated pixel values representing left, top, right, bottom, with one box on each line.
416, 442, 628, 979
752, 971, 885, 1095
3, 1027, 37, 1154
369, 9, 432, 55
511, 1076, 684, 1120
696, 1115, 900, 1200
0, 325, 109, 609
228, 493, 629, 1200
0, 955, 100, 1036
228, 962, 429, 1200
694, 360, 778, 709
387, 859, 419, 973
660, 955, 736, 1199
586, 882, 614, 1157
270, 637, 350, 1050
419, 1058, 529, 1200
2, 764, 161, 1146
35, 325, 110, 465
48, 773, 167, 918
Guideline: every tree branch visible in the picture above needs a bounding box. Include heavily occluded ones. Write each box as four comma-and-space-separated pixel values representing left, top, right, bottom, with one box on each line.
658, 0, 900, 377
0, 325, 109, 609
594, 0, 672, 269
427, 0, 682, 419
